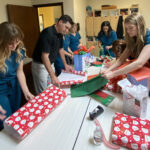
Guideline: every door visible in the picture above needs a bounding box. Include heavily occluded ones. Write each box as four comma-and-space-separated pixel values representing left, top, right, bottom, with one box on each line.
7, 4, 40, 58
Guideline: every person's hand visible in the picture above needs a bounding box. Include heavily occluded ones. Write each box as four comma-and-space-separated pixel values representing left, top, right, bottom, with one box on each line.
69, 53, 74, 59
24, 92, 34, 101
51, 75, 60, 87
65, 64, 74, 72
100, 68, 109, 74
0, 105, 6, 120
105, 46, 111, 50
102, 71, 115, 79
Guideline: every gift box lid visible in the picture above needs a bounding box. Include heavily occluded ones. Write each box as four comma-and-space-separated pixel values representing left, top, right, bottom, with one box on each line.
128, 67, 150, 81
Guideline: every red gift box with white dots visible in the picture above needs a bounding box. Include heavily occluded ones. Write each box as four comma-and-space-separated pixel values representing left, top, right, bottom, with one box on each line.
4, 85, 66, 140
112, 112, 150, 150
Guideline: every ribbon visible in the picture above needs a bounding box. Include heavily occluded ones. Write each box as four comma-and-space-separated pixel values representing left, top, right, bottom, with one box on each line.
94, 118, 120, 149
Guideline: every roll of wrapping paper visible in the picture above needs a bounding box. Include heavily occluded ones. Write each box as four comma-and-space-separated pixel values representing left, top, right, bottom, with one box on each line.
71, 74, 108, 97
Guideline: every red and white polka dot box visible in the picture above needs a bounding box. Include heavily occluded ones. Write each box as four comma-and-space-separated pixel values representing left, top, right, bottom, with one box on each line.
112, 112, 150, 150
4, 85, 66, 140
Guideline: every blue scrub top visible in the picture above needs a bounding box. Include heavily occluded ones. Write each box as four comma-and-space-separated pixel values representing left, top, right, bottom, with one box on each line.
145, 30, 150, 45
97, 30, 118, 57
63, 34, 70, 52
0, 49, 25, 84
69, 32, 81, 52
55, 35, 70, 75
0, 49, 25, 96
144, 30, 150, 63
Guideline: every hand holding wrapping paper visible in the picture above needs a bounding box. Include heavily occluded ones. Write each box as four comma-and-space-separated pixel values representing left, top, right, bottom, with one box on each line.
71, 74, 108, 97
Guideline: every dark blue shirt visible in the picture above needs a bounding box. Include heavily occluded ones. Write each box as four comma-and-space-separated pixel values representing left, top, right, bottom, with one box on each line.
69, 32, 81, 52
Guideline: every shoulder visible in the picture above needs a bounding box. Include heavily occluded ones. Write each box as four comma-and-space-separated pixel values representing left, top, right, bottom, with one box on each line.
111, 30, 117, 35
41, 26, 53, 37
65, 34, 70, 40
20, 49, 26, 59
145, 29, 150, 45
20, 49, 25, 55
77, 32, 81, 38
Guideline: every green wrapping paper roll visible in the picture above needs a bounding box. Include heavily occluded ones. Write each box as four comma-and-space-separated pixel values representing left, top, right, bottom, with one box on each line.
71, 74, 108, 97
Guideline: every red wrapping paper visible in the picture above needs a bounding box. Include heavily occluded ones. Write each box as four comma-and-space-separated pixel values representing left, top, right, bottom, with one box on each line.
62, 70, 86, 76
59, 80, 83, 86
4, 85, 66, 140
104, 75, 125, 93
58, 70, 86, 86
112, 112, 150, 150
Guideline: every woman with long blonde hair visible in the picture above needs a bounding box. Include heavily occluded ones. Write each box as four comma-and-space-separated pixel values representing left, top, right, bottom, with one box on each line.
102, 13, 150, 79
0, 22, 34, 130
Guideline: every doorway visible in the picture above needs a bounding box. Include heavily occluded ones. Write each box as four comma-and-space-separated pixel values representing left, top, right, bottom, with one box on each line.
35, 3, 63, 31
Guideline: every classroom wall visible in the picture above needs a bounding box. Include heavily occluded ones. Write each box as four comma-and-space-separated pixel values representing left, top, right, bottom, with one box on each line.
0, 0, 32, 23
86, 0, 150, 29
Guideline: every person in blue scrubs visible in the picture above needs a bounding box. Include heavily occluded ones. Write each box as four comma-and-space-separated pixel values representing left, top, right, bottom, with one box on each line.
102, 13, 150, 79
54, 34, 74, 76
69, 23, 81, 52
97, 21, 118, 57
0, 22, 34, 130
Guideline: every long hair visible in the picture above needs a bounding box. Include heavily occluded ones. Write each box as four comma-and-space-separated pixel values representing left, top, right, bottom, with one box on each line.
99, 21, 113, 37
124, 13, 146, 58
0, 22, 25, 73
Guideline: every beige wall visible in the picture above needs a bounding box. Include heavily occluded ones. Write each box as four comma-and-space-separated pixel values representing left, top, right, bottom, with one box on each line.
31, 0, 74, 20
38, 7, 55, 28
53, 6, 62, 22
87, 0, 150, 28
0, 0, 32, 23
31, 0, 86, 44
74, 0, 86, 45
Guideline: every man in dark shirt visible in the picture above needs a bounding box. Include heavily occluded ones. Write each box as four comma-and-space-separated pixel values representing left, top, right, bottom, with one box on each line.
32, 15, 74, 94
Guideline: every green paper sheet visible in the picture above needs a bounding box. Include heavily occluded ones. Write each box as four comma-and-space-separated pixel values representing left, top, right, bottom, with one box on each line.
71, 74, 108, 97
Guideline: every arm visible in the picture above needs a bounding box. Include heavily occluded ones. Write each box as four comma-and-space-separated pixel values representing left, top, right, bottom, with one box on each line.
17, 60, 34, 100
106, 45, 113, 50
68, 47, 74, 55
103, 45, 150, 79
41, 52, 60, 86
98, 40, 102, 47
59, 48, 73, 71
0, 105, 6, 120
63, 49, 73, 59
102, 48, 130, 74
